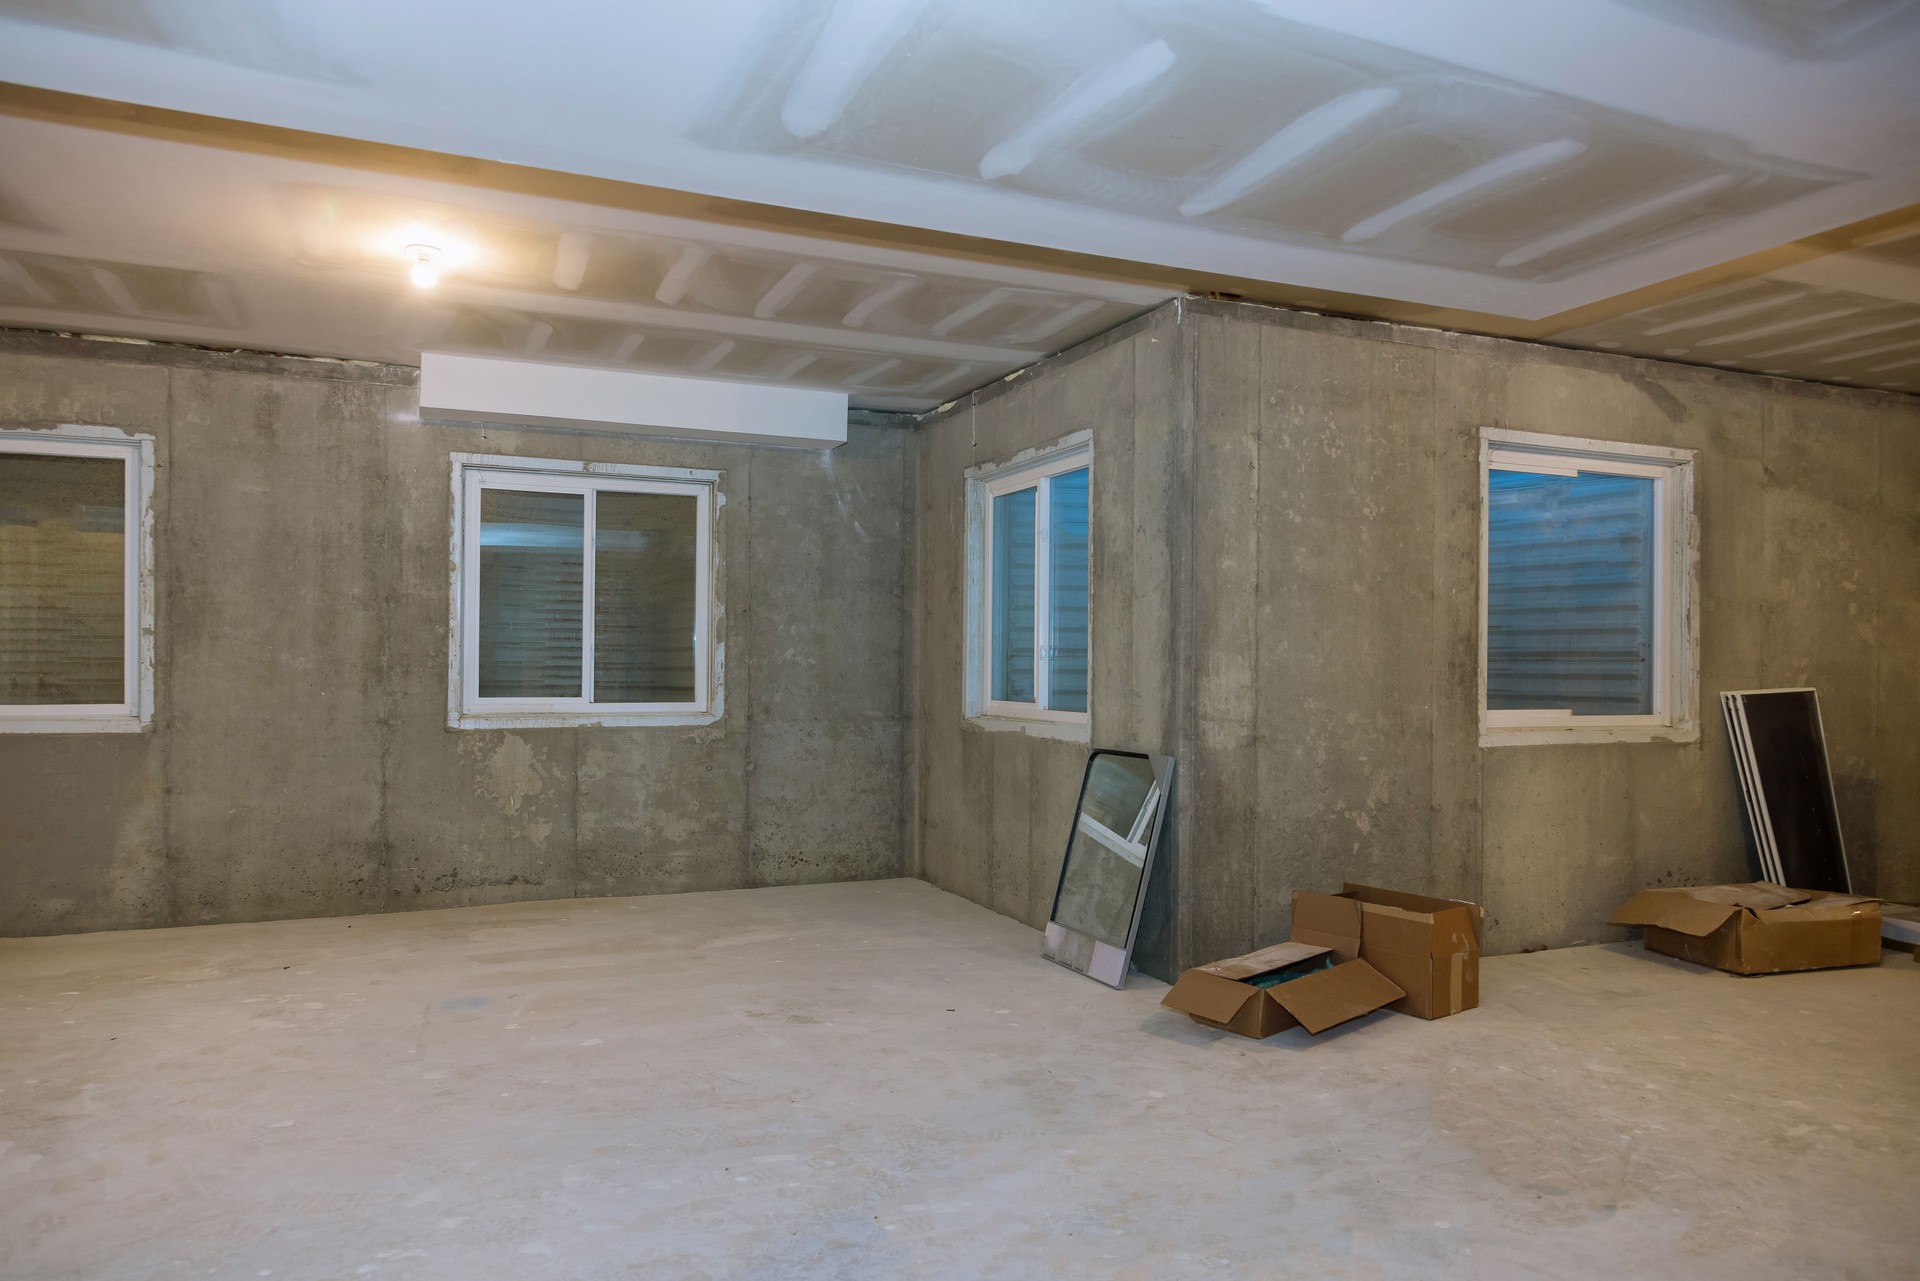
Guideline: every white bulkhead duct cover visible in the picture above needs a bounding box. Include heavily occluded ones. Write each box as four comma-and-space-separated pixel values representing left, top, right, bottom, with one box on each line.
417, 353, 850, 449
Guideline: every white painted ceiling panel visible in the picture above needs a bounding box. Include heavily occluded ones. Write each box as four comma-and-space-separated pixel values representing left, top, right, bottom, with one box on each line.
1, 0, 1916, 321
0, 1, 1916, 400
1553, 260, 1920, 391
0, 116, 1167, 411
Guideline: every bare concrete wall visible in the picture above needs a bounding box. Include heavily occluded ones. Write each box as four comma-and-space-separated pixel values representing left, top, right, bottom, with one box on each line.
909, 307, 1193, 978
0, 335, 910, 936
10, 304, 1912, 956
910, 299, 1920, 969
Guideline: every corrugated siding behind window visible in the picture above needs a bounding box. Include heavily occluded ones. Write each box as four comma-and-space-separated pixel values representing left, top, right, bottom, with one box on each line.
991, 487, 1037, 701
477, 489, 585, 698
593, 491, 698, 704
1047, 467, 1089, 712
1487, 470, 1656, 715
0, 453, 125, 705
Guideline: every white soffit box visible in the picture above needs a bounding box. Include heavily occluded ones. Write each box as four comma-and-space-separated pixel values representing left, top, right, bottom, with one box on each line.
418, 353, 849, 449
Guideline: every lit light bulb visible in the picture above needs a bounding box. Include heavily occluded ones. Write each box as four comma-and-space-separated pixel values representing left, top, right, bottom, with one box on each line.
405, 244, 442, 289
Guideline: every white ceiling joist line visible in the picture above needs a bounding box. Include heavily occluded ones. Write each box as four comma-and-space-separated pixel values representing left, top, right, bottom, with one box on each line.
1640, 291, 1813, 336
418, 353, 850, 449
436, 282, 1040, 364
652, 245, 712, 307
1177, 87, 1401, 219
1494, 175, 1740, 270
1341, 139, 1590, 245
978, 41, 1178, 182
780, 0, 931, 140
551, 232, 594, 291
842, 278, 918, 329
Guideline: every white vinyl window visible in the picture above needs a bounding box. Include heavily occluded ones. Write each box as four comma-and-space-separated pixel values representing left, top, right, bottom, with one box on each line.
0, 426, 153, 734
965, 435, 1091, 735
1480, 429, 1697, 746
449, 453, 720, 729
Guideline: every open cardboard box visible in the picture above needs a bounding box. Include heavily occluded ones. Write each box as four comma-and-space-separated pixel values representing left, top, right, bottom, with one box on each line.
1881, 903, 1920, 961
1294, 884, 1483, 1019
1610, 883, 1882, 974
1161, 912, 1403, 1039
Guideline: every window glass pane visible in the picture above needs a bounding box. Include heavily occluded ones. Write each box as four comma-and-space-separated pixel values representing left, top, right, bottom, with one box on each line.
1047, 466, 1089, 713
990, 486, 1037, 703
594, 490, 698, 703
0, 452, 125, 705
478, 488, 583, 698
1487, 468, 1656, 715
1054, 753, 1158, 946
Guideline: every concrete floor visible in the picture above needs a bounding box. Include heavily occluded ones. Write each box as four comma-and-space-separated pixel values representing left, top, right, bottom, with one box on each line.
2, 880, 1915, 1281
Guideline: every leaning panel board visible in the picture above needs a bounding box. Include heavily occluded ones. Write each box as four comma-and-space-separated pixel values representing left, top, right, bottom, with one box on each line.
1720, 695, 1784, 884
1721, 689, 1850, 893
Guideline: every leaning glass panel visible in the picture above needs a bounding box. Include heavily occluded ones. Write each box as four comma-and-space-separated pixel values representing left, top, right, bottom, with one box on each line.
0, 452, 125, 705
1046, 466, 1089, 713
990, 486, 1037, 703
477, 488, 584, 698
1053, 753, 1159, 946
1487, 469, 1656, 715
594, 489, 698, 703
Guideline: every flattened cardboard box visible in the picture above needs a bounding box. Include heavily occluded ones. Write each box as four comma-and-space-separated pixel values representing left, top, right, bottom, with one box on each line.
1293, 884, 1483, 1019
1161, 930, 1404, 1038
1610, 883, 1882, 975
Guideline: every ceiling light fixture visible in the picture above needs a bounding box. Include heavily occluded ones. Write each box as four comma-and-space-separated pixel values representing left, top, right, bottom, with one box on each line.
405, 243, 442, 289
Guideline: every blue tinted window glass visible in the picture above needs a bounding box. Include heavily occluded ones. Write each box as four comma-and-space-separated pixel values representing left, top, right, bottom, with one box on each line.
991, 486, 1037, 703
1047, 467, 1089, 713
478, 489, 584, 698
1487, 469, 1656, 715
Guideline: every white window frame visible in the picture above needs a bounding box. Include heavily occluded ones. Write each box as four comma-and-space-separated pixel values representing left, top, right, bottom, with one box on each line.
0, 425, 154, 734
1479, 428, 1698, 747
964, 433, 1092, 741
448, 452, 722, 730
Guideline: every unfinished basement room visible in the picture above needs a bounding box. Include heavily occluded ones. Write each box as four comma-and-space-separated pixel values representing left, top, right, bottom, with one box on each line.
2, 3, 1918, 1279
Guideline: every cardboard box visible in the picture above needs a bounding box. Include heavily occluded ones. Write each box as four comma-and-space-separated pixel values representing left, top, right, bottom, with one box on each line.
1879, 902, 1920, 960
1161, 936, 1404, 1039
1293, 884, 1483, 1019
1610, 883, 1882, 974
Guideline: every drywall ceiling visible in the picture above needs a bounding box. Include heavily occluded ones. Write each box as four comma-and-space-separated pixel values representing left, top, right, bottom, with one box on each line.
0, 113, 1165, 412
0, 0, 1917, 397
1548, 233, 1920, 389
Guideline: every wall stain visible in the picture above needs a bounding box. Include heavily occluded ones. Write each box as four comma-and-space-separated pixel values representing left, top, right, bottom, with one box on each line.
1623, 374, 1686, 424
465, 734, 549, 818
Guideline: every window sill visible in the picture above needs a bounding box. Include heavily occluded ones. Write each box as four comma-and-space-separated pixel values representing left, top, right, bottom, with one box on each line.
1480, 722, 1699, 747
450, 709, 721, 731
966, 714, 1091, 744
0, 715, 149, 734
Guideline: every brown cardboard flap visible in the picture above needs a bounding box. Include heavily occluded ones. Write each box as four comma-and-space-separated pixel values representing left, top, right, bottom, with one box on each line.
1644, 924, 1739, 971
1342, 883, 1479, 917
1161, 968, 1260, 1026
1200, 941, 1331, 981
1608, 890, 1742, 937
1341, 884, 1485, 951
1357, 909, 1436, 956
1291, 892, 1364, 955
1426, 915, 1481, 957
1689, 883, 1812, 909
1781, 897, 1879, 923
1267, 959, 1404, 1035
1738, 911, 1881, 973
